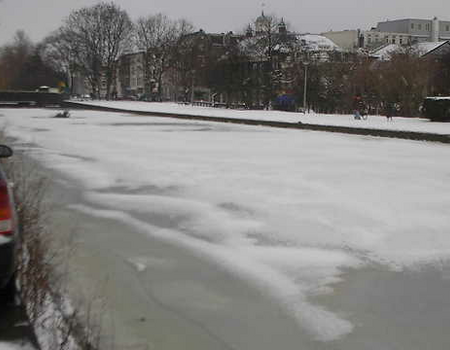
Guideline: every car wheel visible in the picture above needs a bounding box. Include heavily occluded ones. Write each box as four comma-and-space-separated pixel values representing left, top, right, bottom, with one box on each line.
0, 275, 17, 305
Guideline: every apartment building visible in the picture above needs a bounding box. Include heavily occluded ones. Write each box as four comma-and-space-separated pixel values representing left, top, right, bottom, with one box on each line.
116, 51, 145, 98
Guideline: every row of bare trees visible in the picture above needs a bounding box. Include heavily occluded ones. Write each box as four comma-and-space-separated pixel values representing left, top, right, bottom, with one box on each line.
38, 2, 194, 100
0, 2, 193, 99
209, 43, 443, 116
299, 48, 439, 116
40, 2, 133, 100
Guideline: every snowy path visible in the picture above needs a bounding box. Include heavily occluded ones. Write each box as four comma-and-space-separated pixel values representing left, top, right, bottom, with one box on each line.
73, 100, 450, 136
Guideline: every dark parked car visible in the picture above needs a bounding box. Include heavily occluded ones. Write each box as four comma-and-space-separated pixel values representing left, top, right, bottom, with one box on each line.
422, 96, 450, 122
0, 144, 16, 303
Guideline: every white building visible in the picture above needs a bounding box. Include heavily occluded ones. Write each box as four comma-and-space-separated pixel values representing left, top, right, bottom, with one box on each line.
322, 17, 450, 52
376, 17, 450, 42
322, 29, 412, 51
116, 51, 145, 98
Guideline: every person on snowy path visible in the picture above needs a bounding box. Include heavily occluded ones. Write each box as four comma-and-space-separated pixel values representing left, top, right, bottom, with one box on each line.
353, 94, 365, 120
385, 102, 395, 121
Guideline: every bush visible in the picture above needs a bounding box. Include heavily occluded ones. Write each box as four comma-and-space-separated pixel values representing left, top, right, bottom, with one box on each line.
54, 110, 71, 119
1, 130, 98, 350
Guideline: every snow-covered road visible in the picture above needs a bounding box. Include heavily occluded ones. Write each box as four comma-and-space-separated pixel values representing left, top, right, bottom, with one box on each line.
2, 108, 450, 349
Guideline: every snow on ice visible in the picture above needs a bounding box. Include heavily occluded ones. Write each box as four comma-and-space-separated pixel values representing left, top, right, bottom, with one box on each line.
1, 107, 450, 341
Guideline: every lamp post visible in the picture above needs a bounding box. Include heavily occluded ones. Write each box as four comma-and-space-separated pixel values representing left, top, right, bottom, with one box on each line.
303, 60, 309, 112
190, 72, 195, 104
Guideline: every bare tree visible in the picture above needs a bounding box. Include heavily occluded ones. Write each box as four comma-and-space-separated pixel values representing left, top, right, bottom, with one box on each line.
40, 29, 82, 94
374, 47, 433, 116
0, 30, 34, 89
240, 13, 289, 104
61, 2, 132, 99
134, 14, 193, 100
241, 13, 284, 62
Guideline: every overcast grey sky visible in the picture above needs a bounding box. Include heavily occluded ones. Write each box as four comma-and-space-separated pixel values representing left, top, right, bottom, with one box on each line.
0, 0, 448, 46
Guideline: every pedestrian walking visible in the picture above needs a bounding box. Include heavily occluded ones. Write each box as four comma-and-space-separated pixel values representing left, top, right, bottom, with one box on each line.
385, 102, 395, 121
353, 94, 365, 120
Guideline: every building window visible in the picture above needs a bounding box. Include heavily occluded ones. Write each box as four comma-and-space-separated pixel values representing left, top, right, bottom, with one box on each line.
400, 38, 403, 44
426, 23, 430, 31
418, 24, 422, 30
447, 25, 450, 31
392, 39, 396, 44
411, 23, 414, 29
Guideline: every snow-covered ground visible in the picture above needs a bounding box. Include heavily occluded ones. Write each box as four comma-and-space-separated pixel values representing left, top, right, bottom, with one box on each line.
74, 100, 450, 135
1, 108, 450, 346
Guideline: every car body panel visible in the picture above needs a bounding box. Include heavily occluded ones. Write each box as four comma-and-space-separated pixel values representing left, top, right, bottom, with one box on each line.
0, 145, 16, 294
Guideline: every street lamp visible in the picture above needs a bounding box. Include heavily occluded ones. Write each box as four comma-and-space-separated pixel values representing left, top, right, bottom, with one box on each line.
190, 69, 196, 104
302, 60, 309, 112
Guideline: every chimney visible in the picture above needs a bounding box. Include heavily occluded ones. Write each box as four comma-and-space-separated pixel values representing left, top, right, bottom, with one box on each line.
432, 17, 439, 42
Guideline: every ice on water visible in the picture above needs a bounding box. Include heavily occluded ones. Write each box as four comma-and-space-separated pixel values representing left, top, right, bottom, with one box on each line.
2, 108, 450, 341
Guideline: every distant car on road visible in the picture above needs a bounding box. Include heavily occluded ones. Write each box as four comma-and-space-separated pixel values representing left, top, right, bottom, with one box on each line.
0, 145, 17, 304
36, 86, 60, 93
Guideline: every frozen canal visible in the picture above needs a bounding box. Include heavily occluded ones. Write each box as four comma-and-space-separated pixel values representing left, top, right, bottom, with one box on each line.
1, 108, 450, 349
